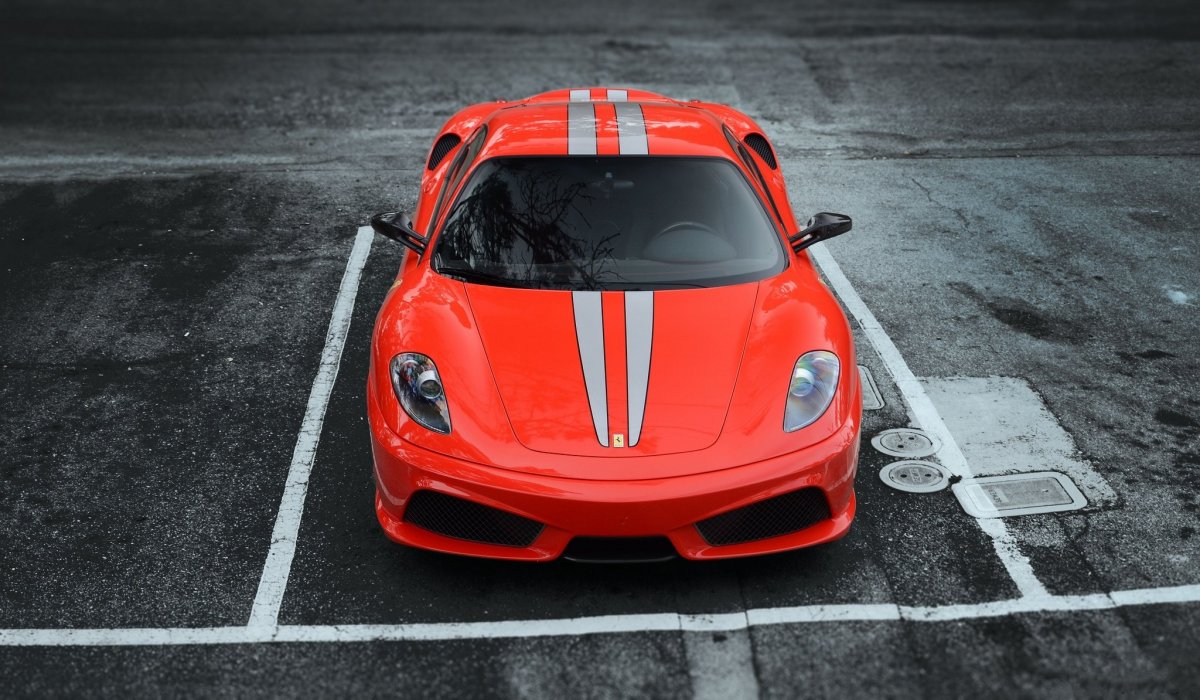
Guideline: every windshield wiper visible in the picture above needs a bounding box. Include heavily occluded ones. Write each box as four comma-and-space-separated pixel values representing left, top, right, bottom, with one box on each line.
437, 267, 532, 289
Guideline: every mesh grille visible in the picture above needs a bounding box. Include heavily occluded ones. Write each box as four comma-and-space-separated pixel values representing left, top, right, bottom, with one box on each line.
427, 133, 462, 170
743, 133, 778, 170
696, 488, 831, 546
403, 491, 543, 547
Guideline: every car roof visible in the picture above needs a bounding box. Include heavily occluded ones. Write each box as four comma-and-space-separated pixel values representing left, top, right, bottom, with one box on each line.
473, 88, 737, 160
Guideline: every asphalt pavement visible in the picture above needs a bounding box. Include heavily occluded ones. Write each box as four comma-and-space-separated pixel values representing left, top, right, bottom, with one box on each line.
1, 1, 1198, 697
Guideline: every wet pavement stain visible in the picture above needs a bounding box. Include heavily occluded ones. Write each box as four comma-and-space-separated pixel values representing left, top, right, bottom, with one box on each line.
1156, 408, 1198, 428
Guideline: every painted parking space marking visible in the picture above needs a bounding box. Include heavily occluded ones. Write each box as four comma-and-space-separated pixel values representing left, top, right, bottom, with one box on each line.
2, 582, 1198, 646
247, 226, 374, 630
1, 225, 1194, 650
808, 243, 1050, 598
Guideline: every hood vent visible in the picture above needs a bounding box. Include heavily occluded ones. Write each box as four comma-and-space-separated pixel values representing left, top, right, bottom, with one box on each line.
743, 133, 778, 170
427, 133, 462, 170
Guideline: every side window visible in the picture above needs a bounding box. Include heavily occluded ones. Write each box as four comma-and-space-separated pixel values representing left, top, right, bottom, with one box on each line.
429, 126, 488, 234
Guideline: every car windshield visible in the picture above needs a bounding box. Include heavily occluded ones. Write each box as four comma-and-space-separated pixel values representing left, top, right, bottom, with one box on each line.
431, 156, 787, 290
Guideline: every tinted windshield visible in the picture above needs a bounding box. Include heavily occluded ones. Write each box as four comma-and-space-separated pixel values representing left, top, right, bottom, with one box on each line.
431, 156, 787, 290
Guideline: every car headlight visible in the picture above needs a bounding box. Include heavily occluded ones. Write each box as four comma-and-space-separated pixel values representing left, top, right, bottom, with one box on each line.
784, 351, 840, 432
390, 353, 451, 434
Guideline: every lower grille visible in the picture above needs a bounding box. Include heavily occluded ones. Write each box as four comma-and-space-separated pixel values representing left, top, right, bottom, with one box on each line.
402, 490, 543, 548
696, 488, 831, 546
562, 536, 677, 563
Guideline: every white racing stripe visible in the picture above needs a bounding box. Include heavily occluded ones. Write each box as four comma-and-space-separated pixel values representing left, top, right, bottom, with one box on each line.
614, 102, 649, 155
567, 102, 598, 155
566, 90, 648, 445
625, 291, 653, 446
3, 583, 1198, 646
572, 291, 609, 446
807, 242, 1048, 598
572, 290, 651, 448
246, 226, 374, 630
566, 88, 646, 156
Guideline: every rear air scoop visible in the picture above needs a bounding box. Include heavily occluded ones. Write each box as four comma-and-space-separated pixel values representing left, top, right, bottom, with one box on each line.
464, 283, 759, 467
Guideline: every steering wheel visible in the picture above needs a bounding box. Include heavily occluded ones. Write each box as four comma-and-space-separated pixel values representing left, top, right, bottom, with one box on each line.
647, 220, 723, 244
642, 220, 737, 264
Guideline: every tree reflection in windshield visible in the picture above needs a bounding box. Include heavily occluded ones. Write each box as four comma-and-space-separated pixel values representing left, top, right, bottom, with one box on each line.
435, 161, 625, 289
432, 156, 786, 291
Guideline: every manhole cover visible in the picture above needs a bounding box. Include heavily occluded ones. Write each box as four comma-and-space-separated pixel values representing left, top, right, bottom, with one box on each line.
954, 472, 1087, 518
871, 428, 940, 458
879, 460, 950, 493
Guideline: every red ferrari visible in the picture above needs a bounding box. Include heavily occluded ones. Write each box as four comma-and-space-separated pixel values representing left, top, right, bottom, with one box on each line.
367, 88, 860, 561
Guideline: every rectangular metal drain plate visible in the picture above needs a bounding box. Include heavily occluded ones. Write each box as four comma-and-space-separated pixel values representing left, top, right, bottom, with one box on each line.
858, 365, 884, 410
953, 471, 1087, 518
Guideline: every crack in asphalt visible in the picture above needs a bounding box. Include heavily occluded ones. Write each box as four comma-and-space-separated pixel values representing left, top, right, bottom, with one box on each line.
910, 175, 971, 231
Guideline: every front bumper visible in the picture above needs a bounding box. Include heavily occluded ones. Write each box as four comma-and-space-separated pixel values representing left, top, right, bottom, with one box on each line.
369, 400, 860, 561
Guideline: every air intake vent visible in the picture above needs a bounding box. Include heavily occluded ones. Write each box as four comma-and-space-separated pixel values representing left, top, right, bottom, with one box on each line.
743, 133, 778, 170
562, 536, 677, 563
403, 490, 543, 547
427, 133, 462, 170
695, 488, 831, 546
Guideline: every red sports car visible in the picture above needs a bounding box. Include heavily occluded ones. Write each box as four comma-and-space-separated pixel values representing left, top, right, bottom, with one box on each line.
367, 88, 860, 561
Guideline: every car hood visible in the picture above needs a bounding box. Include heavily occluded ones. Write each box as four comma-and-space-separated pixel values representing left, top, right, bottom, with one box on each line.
464, 283, 760, 459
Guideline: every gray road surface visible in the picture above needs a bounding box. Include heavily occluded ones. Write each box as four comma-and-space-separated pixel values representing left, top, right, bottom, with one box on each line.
1, 1, 1198, 697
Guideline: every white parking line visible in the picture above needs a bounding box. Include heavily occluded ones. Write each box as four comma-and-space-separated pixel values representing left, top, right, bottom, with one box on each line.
2, 583, 1198, 646
247, 226, 374, 630
0, 225, 1197, 650
807, 243, 1049, 598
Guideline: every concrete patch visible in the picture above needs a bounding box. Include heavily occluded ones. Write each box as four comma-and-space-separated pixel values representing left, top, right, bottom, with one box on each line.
923, 377, 1117, 506
682, 629, 759, 700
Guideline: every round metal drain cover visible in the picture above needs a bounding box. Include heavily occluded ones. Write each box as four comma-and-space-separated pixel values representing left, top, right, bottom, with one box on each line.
871, 428, 941, 458
879, 460, 950, 493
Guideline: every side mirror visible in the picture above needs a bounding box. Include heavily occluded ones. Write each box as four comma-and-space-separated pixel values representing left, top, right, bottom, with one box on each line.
370, 211, 427, 256
789, 212, 852, 253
